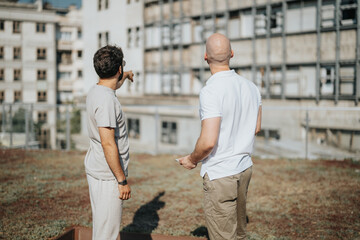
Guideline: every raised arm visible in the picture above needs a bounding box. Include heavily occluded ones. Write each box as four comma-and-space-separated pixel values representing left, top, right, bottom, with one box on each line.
116, 71, 134, 89
99, 127, 131, 200
255, 106, 262, 135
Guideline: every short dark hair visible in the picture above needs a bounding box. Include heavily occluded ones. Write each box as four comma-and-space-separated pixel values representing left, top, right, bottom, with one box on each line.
93, 45, 123, 79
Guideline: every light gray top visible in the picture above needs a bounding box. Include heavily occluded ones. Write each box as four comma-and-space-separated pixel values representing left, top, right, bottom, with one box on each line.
84, 84, 129, 180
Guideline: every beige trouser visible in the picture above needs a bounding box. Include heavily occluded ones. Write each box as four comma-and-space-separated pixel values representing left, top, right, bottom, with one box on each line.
203, 167, 252, 240
87, 174, 122, 240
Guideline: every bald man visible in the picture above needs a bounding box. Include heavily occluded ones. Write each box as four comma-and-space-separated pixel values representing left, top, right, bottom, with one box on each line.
178, 33, 262, 240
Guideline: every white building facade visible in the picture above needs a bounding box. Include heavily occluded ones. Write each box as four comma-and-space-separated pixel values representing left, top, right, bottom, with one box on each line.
57, 5, 84, 103
83, 0, 144, 96
0, 1, 58, 149
82, 0, 360, 154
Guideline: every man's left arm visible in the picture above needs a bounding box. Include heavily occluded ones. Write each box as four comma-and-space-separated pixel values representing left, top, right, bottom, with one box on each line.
179, 117, 221, 170
116, 71, 134, 89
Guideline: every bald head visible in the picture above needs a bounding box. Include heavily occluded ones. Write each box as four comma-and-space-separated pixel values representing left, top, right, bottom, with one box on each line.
205, 33, 233, 66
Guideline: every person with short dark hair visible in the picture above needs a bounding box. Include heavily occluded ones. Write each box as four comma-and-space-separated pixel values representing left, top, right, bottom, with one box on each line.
85, 45, 134, 240
178, 33, 262, 240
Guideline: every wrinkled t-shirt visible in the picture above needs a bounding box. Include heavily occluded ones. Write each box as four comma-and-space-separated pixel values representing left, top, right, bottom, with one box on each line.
84, 84, 129, 180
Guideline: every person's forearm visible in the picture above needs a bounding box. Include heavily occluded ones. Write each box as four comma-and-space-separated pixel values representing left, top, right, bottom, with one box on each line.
116, 71, 133, 89
102, 142, 126, 181
189, 137, 214, 164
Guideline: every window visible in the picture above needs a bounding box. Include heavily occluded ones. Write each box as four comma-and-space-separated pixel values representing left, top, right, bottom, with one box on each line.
127, 118, 140, 139
127, 28, 132, 48
286, 2, 317, 33
37, 48, 46, 60
0, 91, 4, 103
38, 129, 49, 149
58, 51, 72, 64
77, 50, 82, 58
320, 66, 335, 96
340, 66, 355, 95
269, 68, 282, 96
14, 69, 21, 81
0, 20, 4, 31
59, 72, 71, 79
270, 8, 283, 34
14, 91, 21, 102
341, 0, 357, 25
37, 70, 46, 80
322, 3, 335, 28
98, 33, 102, 48
13, 47, 21, 60
36, 22, 46, 33
135, 72, 140, 92
98, 32, 109, 48
37, 91, 47, 102
98, 0, 109, 11
38, 111, 47, 123
13, 21, 21, 33
105, 32, 109, 45
60, 31, 71, 41
128, 27, 141, 48
0, 46, 3, 59
78, 70, 82, 78
255, 10, 267, 35
161, 121, 177, 144
0, 69, 4, 81
135, 27, 141, 47
77, 29, 82, 39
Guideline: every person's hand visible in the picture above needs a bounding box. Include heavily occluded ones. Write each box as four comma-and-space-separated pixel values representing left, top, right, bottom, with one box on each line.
125, 71, 134, 82
118, 184, 131, 200
178, 155, 197, 170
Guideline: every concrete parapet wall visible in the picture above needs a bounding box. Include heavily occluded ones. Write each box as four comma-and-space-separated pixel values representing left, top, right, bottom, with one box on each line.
262, 99, 360, 145
287, 34, 317, 63
340, 30, 356, 61
232, 40, 253, 66
321, 32, 336, 61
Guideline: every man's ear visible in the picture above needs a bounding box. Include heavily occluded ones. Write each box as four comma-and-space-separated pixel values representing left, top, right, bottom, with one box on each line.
204, 52, 208, 61
230, 50, 234, 58
118, 65, 122, 75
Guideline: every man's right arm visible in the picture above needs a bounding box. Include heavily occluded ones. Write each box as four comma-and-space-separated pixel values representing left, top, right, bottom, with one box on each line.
99, 127, 131, 200
255, 106, 262, 135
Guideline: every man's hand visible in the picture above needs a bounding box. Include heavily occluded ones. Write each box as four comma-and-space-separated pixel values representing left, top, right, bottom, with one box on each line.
118, 184, 131, 200
124, 71, 134, 82
178, 155, 197, 170
116, 71, 134, 89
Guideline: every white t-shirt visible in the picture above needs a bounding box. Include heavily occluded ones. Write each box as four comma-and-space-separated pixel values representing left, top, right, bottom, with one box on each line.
84, 84, 130, 180
199, 70, 261, 181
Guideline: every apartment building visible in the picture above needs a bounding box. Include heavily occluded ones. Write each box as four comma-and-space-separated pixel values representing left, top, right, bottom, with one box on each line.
57, 5, 84, 103
144, 0, 359, 99
82, 0, 360, 154
83, 0, 144, 96
141, 0, 360, 151
0, 0, 58, 149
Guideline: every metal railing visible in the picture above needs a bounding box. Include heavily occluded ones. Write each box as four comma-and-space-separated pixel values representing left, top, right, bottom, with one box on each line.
0, 103, 359, 160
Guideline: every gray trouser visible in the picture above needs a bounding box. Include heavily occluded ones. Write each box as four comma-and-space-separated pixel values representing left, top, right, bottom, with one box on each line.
87, 174, 122, 240
203, 167, 252, 240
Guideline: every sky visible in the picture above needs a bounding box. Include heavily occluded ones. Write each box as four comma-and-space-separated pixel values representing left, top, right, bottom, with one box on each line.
18, 0, 81, 9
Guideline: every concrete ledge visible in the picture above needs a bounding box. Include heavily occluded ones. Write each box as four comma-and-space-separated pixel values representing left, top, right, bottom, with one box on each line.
53, 226, 207, 240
